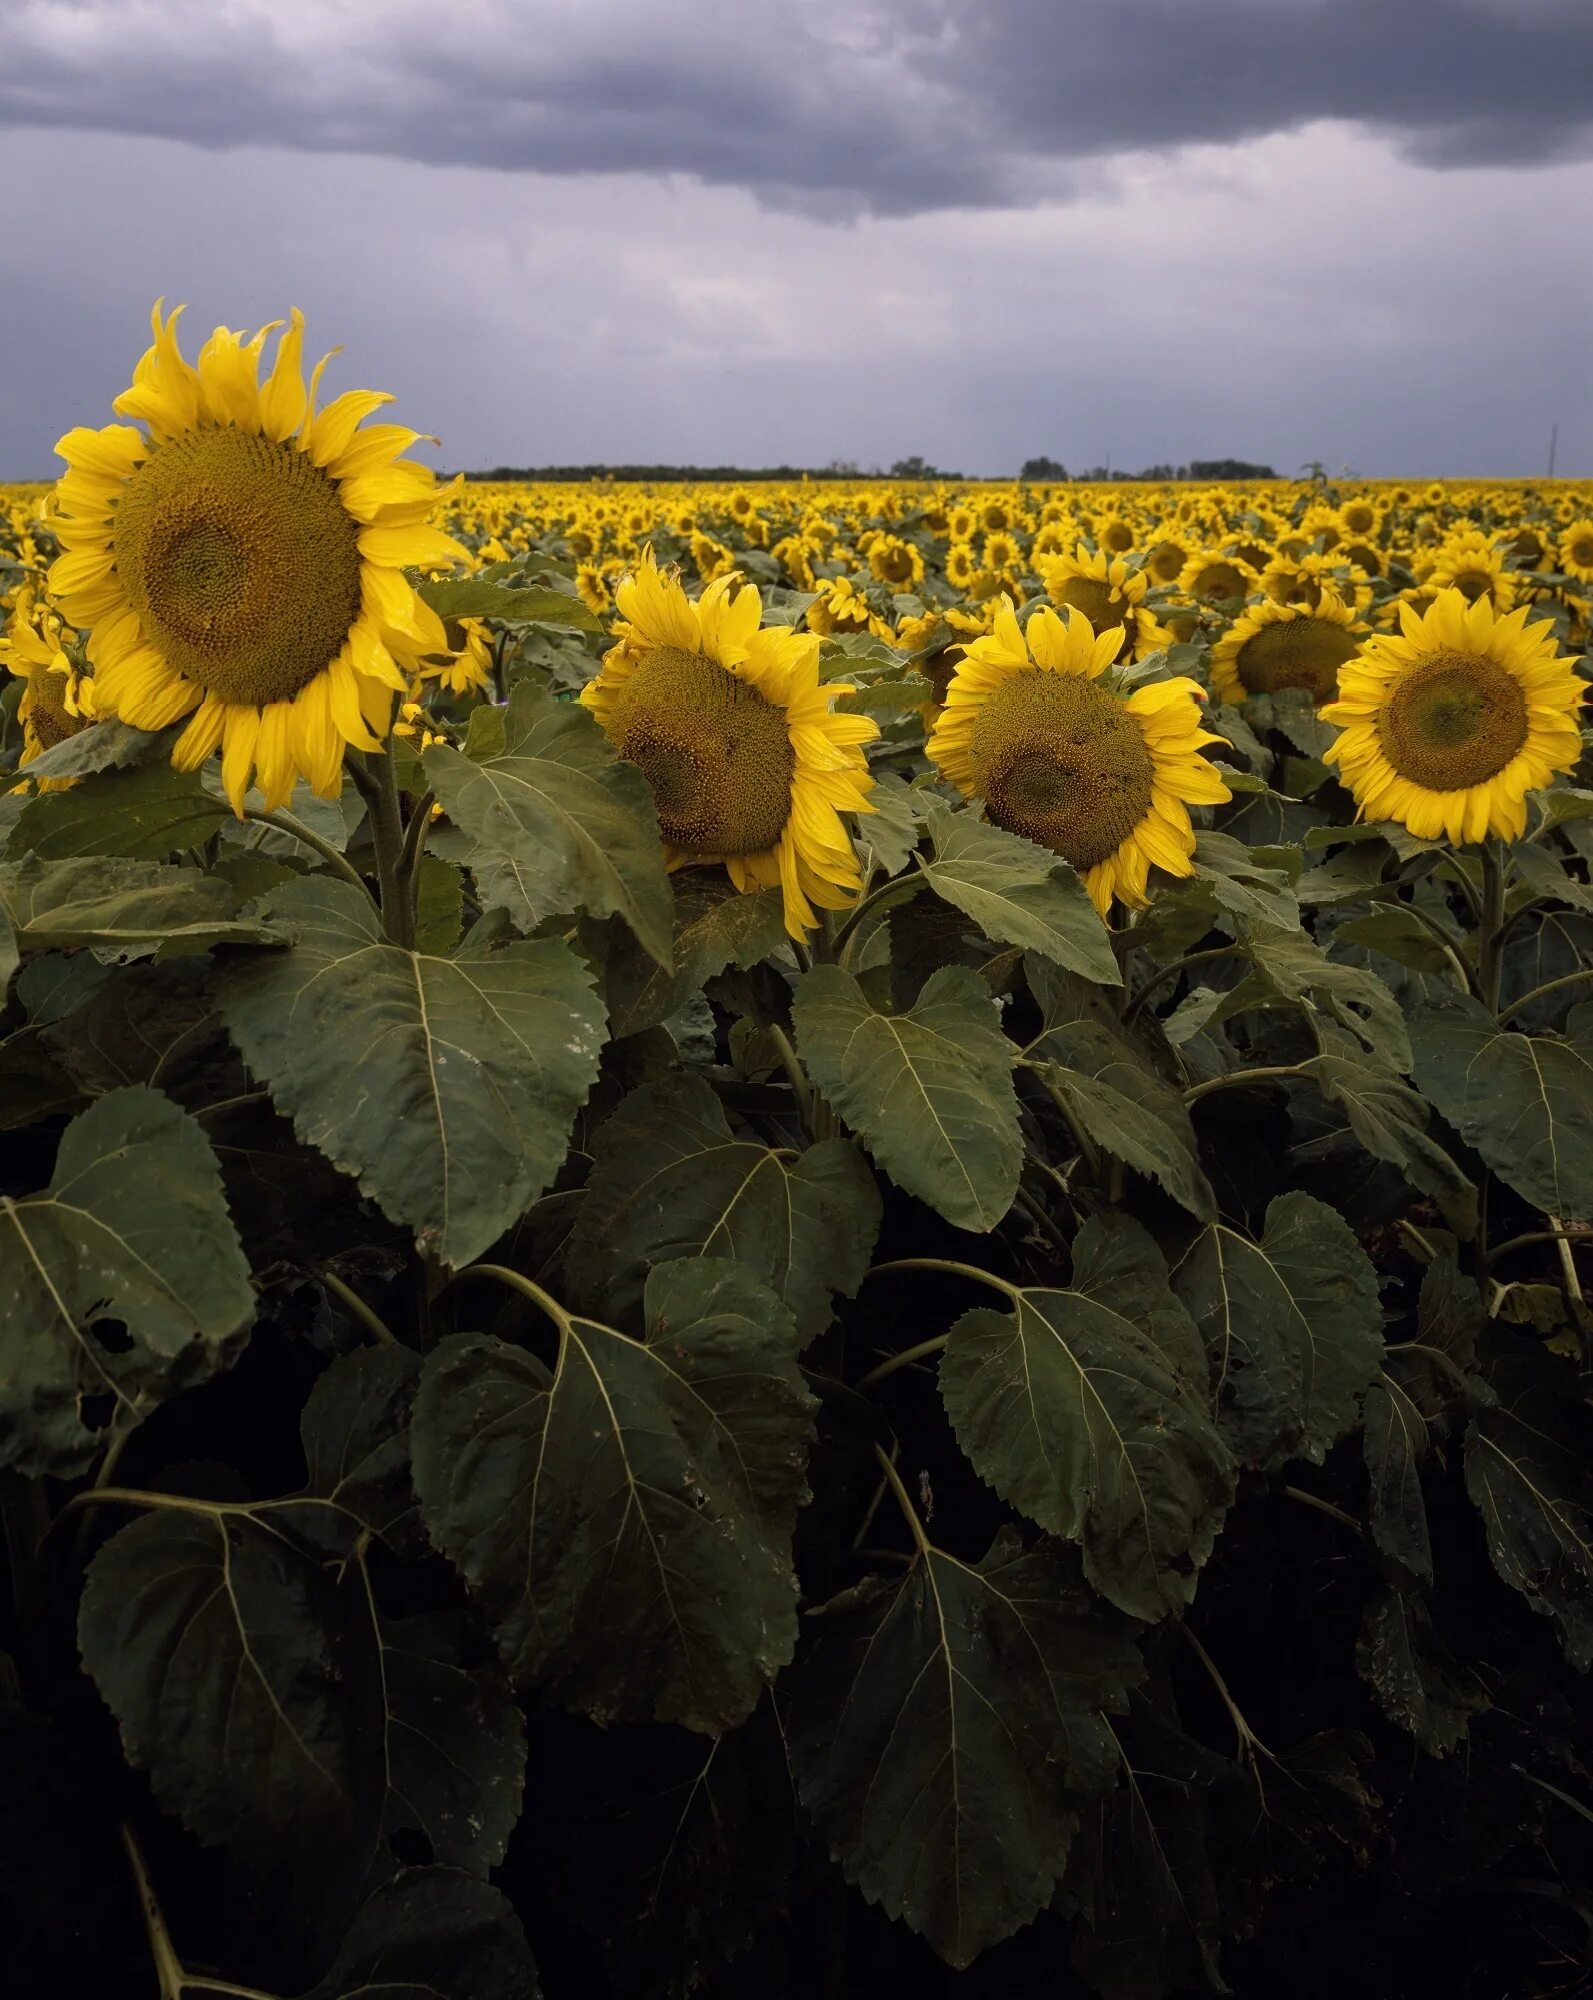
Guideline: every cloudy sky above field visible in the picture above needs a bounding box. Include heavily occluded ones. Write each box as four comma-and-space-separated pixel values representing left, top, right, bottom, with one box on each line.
0, 0, 1589, 479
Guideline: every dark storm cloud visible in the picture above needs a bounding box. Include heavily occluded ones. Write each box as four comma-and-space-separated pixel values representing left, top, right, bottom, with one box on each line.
2, 0, 1591, 217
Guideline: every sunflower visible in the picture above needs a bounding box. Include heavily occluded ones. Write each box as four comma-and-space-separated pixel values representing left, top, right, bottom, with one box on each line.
945, 541, 979, 591
982, 529, 1022, 577
1423, 528, 1516, 612
2, 587, 97, 788
580, 554, 877, 938
47, 301, 462, 813
928, 599, 1231, 915
1177, 550, 1255, 603
1321, 590, 1584, 844
1207, 590, 1364, 707
1040, 543, 1167, 661
808, 576, 877, 637
868, 535, 924, 588
1337, 496, 1382, 540
1558, 519, 1593, 585
1145, 537, 1191, 585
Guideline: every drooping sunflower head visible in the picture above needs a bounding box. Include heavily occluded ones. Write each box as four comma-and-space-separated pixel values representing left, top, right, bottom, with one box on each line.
927, 598, 1232, 915
1040, 543, 1166, 662
1207, 589, 1365, 708
581, 554, 878, 939
2, 587, 97, 788
1321, 588, 1585, 844
48, 301, 464, 812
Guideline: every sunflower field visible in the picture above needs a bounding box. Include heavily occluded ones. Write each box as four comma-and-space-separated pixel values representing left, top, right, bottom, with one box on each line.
4, 308, 1593, 2000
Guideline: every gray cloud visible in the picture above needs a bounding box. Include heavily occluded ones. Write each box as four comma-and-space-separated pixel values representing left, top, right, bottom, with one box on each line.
2, 0, 1591, 217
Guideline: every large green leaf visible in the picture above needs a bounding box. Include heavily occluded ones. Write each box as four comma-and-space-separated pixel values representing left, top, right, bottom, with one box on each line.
1170, 1192, 1383, 1472
0, 854, 278, 958
412, 1258, 815, 1733
1464, 1346, 1593, 1669
593, 870, 786, 1039
305, 1868, 539, 2000
1363, 1372, 1433, 1581
1028, 1016, 1216, 1221
792, 963, 1021, 1231
565, 1072, 880, 1343
18, 717, 175, 781
788, 1531, 1143, 1969
79, 1504, 353, 1870
218, 877, 605, 1267
1411, 995, 1593, 1222
940, 1217, 1235, 1619
0, 1086, 253, 1476
5, 762, 229, 860
915, 802, 1119, 984
424, 682, 672, 966
291, 1344, 424, 1558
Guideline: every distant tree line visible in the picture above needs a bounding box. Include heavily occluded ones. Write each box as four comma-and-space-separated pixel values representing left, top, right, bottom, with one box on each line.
459, 456, 966, 483
1021, 455, 1276, 482
455, 453, 1272, 483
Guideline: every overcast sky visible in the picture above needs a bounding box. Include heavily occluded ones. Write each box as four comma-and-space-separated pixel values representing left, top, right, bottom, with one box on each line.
1, 0, 1589, 480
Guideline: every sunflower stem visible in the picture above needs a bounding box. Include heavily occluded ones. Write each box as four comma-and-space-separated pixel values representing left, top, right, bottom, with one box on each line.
367, 743, 415, 950
318, 1269, 399, 1347
242, 808, 373, 906
1498, 965, 1593, 1025
853, 1335, 951, 1396
122, 1825, 187, 2000
1478, 840, 1509, 1015
833, 875, 926, 968
1183, 1061, 1314, 1106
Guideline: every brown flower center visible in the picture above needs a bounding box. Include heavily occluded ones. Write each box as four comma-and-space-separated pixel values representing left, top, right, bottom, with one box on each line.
1377, 648, 1529, 791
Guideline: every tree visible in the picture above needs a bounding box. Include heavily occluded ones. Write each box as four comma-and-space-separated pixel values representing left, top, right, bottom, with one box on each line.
1020, 455, 1068, 481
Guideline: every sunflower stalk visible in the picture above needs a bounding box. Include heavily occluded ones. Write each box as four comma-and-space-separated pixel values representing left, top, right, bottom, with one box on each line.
366, 739, 417, 951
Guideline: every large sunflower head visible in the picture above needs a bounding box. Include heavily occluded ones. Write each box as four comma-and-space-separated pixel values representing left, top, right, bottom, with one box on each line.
1207, 589, 1365, 708
580, 554, 878, 939
927, 599, 1232, 915
3, 587, 97, 788
1321, 589, 1585, 844
47, 301, 464, 813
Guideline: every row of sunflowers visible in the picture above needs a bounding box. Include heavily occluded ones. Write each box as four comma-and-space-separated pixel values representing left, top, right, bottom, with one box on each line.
4, 305, 1591, 904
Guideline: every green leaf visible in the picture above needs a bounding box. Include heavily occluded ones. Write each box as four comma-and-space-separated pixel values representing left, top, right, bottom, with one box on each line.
0, 1086, 253, 1476
1302, 1052, 1478, 1235
18, 718, 177, 782
940, 1219, 1235, 1619
359, 1609, 528, 1878
595, 870, 786, 1039
418, 575, 601, 631
859, 770, 923, 877
0, 855, 279, 958
1170, 1192, 1383, 1472
1464, 1345, 1593, 1669
1411, 995, 1593, 1223
293, 1345, 423, 1558
792, 963, 1021, 1232
1335, 907, 1460, 975
1029, 1017, 1216, 1221
218, 877, 606, 1268
565, 1072, 880, 1344
916, 801, 1119, 984
1363, 1372, 1434, 1582
788, 1531, 1143, 1969
834, 671, 931, 713
0, 902, 16, 1006
1223, 922, 1411, 1070
413, 853, 464, 956
412, 1258, 815, 1732
5, 762, 230, 861
1357, 1578, 1486, 1758
79, 1504, 352, 1870
304, 1868, 539, 2000
1191, 830, 1301, 929
424, 683, 672, 966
